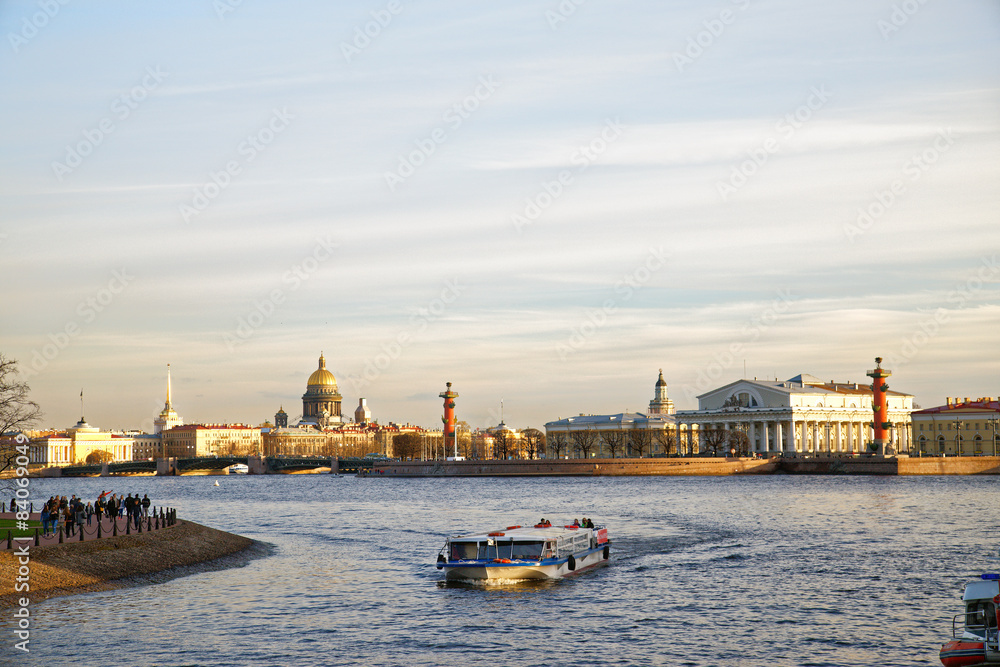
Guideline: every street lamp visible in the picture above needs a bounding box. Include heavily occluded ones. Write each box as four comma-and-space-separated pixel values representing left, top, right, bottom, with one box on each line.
988, 417, 1000, 457
953, 417, 964, 456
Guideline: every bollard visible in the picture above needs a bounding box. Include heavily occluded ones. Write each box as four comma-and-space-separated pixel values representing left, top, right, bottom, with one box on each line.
79, 525, 84, 542
97, 521, 102, 539
126, 518, 130, 535
34, 528, 39, 547
113, 519, 118, 537
137, 517, 142, 534
6, 530, 10, 550
147, 516, 152, 532
59, 527, 63, 544
155, 514, 159, 530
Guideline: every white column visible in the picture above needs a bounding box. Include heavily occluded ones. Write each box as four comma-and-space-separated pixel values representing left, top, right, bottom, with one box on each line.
776, 421, 783, 452
812, 422, 819, 454
836, 421, 842, 453
800, 420, 808, 453
749, 421, 757, 453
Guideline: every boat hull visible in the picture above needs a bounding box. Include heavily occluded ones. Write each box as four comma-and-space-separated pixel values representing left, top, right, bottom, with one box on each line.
443, 545, 609, 581
940, 641, 988, 667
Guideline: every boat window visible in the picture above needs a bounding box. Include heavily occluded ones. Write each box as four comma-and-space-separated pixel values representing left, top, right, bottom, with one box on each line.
510, 541, 543, 559
478, 542, 512, 559
966, 602, 997, 631
450, 542, 477, 560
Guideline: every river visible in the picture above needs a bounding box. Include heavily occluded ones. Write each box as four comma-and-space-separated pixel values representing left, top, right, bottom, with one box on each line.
4, 474, 996, 666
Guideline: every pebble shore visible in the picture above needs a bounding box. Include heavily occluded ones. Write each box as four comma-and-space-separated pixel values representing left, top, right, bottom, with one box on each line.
0, 520, 255, 608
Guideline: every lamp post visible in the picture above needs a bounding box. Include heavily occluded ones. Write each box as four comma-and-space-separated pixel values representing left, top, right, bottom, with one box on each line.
988, 417, 999, 457
952, 417, 964, 456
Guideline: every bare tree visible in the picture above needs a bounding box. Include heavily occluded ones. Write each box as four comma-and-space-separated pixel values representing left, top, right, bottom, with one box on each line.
601, 429, 627, 458
727, 429, 751, 457
393, 433, 421, 460
492, 429, 512, 459
549, 432, 569, 459
0, 355, 42, 476
628, 429, 653, 458
700, 428, 728, 456
569, 429, 598, 458
521, 428, 545, 459
654, 429, 678, 456
85, 449, 114, 464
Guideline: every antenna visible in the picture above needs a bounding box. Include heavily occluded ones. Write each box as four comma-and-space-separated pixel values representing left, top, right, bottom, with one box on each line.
80, 388, 84, 420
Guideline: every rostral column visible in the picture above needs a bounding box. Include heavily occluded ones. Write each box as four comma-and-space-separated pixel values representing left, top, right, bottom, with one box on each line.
866, 356, 892, 456
440, 382, 459, 457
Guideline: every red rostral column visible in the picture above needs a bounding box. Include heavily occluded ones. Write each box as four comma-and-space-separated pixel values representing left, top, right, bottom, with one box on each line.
866, 356, 892, 456
440, 382, 459, 456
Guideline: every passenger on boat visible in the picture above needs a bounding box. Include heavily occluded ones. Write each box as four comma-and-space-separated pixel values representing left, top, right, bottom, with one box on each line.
573, 518, 580, 526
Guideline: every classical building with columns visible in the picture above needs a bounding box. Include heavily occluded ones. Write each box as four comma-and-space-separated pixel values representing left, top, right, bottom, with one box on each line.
674, 374, 914, 456
911, 397, 1000, 456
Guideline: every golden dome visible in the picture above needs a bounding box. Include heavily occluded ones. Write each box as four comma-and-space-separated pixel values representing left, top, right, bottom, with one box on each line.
307, 353, 337, 387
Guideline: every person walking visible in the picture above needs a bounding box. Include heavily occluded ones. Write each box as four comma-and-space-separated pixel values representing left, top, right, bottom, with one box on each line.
141, 494, 151, 518
40, 504, 50, 537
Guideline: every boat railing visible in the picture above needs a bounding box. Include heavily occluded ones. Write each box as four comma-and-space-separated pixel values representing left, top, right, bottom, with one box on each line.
953, 610, 994, 641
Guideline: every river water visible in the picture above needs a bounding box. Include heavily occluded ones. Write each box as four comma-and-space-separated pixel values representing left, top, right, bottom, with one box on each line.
4, 474, 998, 667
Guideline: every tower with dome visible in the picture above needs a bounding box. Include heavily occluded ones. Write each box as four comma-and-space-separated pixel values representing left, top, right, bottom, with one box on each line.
300, 352, 344, 427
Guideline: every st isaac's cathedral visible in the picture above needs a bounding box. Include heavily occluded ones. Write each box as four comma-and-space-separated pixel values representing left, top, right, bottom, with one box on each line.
296, 352, 345, 428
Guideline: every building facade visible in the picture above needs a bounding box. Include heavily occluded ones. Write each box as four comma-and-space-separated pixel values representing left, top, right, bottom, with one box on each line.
674, 374, 914, 456
911, 397, 1000, 456
27, 419, 134, 465
162, 424, 262, 458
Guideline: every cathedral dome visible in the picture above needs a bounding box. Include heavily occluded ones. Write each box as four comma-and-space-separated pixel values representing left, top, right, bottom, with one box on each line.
307, 353, 337, 388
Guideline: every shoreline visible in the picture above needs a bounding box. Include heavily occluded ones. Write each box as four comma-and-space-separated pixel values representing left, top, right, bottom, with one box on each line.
0, 520, 259, 609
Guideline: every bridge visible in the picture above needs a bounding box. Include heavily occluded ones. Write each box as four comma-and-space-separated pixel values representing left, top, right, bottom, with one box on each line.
46, 456, 386, 476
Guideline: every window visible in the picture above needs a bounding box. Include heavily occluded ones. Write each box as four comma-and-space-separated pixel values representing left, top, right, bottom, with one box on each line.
510, 541, 544, 559
450, 542, 477, 560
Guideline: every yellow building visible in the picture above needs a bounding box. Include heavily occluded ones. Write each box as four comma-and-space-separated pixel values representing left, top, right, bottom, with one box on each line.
912, 397, 1000, 456
28, 419, 134, 465
162, 424, 262, 458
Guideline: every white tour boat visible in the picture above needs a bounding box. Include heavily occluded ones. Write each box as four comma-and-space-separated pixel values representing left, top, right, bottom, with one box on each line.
436, 520, 611, 581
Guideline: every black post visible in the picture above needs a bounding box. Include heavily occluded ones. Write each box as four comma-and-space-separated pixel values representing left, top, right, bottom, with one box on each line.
79, 525, 84, 542
155, 514, 159, 530
126, 518, 131, 535
34, 528, 39, 547
113, 519, 118, 536
58, 527, 64, 543
97, 521, 102, 539
137, 516, 142, 534
147, 516, 152, 532
6, 530, 10, 550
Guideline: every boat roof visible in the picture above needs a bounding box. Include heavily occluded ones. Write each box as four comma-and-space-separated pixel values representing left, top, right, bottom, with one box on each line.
451, 524, 593, 541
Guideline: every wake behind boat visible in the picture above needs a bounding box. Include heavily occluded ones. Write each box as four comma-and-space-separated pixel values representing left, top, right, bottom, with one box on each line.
436, 519, 610, 581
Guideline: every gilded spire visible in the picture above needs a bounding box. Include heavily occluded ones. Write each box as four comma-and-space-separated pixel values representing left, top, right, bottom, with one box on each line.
165, 363, 172, 409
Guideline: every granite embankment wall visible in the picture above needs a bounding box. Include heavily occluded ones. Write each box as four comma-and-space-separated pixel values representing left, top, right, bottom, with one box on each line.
0, 520, 254, 608
374, 457, 777, 476
372, 456, 1000, 477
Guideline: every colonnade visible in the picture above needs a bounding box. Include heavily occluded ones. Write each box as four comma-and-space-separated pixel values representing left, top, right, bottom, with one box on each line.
673, 414, 912, 456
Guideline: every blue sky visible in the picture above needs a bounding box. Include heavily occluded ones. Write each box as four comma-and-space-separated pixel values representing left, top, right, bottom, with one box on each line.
2, 0, 998, 433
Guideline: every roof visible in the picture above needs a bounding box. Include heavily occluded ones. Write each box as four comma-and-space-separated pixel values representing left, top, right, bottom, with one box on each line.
544, 412, 675, 428
451, 523, 596, 541
913, 399, 1000, 415
697, 377, 913, 400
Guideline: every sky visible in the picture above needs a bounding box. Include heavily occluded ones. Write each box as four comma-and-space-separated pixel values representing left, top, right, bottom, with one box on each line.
1, 0, 998, 433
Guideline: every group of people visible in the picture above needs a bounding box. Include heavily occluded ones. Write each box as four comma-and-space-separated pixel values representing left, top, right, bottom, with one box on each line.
572, 517, 596, 529
38, 492, 153, 537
